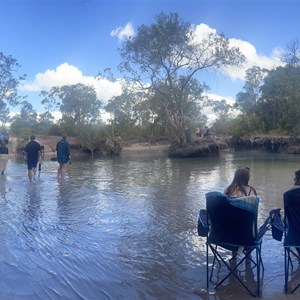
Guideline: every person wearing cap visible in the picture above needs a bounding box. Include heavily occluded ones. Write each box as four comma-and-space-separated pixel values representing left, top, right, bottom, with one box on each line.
56, 134, 71, 179
23, 135, 42, 182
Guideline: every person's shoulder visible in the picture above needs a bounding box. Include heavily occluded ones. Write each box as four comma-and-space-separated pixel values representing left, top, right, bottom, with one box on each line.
287, 186, 300, 192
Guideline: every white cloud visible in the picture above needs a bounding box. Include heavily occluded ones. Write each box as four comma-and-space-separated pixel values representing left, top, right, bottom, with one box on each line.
206, 92, 235, 105
111, 22, 135, 41
192, 23, 217, 41
19, 63, 123, 101
223, 38, 284, 80
192, 23, 284, 81
203, 92, 240, 125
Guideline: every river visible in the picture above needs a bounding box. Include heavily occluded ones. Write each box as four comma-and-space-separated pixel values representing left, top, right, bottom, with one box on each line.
0, 150, 299, 299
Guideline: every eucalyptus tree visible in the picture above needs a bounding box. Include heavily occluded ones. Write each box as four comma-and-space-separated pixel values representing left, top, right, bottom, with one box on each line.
0, 102, 10, 125
235, 66, 267, 114
105, 91, 138, 139
118, 12, 245, 145
37, 111, 56, 134
0, 52, 26, 119
77, 124, 105, 158
257, 65, 300, 133
41, 83, 102, 126
10, 100, 38, 137
281, 38, 300, 67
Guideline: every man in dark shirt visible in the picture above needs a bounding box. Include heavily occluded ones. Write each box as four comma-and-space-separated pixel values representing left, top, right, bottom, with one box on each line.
56, 134, 71, 179
24, 135, 41, 182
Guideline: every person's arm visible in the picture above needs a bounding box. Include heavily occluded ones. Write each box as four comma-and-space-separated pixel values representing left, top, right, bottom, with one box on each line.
67, 142, 71, 163
23, 145, 28, 161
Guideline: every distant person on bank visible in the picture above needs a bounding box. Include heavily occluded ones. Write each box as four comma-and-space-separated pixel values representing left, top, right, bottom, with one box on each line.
24, 135, 42, 182
0, 141, 9, 175
56, 134, 71, 179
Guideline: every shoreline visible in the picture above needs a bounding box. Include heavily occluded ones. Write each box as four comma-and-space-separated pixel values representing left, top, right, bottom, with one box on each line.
121, 143, 169, 155
7, 136, 170, 157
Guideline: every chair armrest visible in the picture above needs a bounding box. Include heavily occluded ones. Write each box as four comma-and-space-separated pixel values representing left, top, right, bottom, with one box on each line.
198, 209, 209, 237
269, 208, 285, 241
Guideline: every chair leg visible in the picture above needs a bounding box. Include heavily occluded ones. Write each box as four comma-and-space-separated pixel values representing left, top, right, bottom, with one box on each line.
256, 248, 261, 297
286, 247, 300, 294
285, 248, 289, 294
208, 245, 221, 283
206, 242, 209, 290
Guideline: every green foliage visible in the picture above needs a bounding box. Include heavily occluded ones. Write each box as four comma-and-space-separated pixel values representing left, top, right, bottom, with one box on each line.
41, 83, 102, 126
235, 66, 267, 114
213, 114, 262, 138
257, 65, 300, 134
77, 124, 106, 158
57, 116, 78, 136
9, 100, 38, 136
0, 52, 26, 110
281, 38, 300, 67
118, 12, 245, 144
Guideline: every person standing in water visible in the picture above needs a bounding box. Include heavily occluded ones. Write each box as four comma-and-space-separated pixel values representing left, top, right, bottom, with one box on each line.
24, 135, 42, 182
0, 141, 9, 175
56, 134, 71, 179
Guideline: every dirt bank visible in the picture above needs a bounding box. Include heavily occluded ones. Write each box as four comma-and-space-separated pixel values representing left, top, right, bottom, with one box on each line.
7, 136, 170, 157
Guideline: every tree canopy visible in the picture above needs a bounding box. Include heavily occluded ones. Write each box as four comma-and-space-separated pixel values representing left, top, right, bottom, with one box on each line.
118, 12, 245, 145
41, 83, 102, 126
0, 52, 25, 123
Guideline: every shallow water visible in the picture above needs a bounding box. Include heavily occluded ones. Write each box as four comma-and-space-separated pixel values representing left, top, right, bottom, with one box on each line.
0, 150, 299, 299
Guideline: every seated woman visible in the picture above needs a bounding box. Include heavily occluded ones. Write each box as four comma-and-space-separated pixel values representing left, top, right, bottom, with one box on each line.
224, 167, 258, 258
224, 167, 257, 197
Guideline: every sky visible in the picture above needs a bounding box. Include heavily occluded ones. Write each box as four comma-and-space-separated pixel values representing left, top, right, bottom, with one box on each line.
1, 0, 300, 121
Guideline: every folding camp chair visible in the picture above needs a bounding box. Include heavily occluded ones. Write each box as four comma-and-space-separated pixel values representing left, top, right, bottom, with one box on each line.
284, 187, 300, 294
202, 191, 264, 297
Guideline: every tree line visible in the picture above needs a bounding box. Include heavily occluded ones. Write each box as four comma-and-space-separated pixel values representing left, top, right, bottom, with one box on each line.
1, 12, 300, 157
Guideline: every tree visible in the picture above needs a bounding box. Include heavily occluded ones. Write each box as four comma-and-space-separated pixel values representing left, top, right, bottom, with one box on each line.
0, 52, 26, 118
257, 65, 300, 133
235, 66, 267, 114
41, 83, 102, 126
77, 124, 105, 158
36, 111, 56, 134
118, 12, 245, 145
0, 101, 10, 125
105, 90, 138, 139
10, 100, 38, 140
281, 38, 300, 67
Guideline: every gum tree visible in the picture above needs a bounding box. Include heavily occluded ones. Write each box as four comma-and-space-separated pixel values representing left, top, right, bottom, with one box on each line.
41, 83, 102, 126
118, 12, 245, 145
0, 52, 26, 122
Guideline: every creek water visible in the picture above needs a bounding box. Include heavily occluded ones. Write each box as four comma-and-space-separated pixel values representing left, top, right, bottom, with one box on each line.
0, 150, 300, 299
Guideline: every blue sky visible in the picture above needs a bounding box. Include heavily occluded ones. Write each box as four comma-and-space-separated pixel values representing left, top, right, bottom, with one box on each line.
1, 0, 299, 120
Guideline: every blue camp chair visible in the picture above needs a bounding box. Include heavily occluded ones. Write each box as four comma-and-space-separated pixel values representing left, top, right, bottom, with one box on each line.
284, 187, 300, 294
200, 191, 264, 297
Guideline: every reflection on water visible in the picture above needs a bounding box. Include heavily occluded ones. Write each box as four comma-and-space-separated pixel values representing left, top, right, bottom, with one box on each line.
0, 151, 299, 299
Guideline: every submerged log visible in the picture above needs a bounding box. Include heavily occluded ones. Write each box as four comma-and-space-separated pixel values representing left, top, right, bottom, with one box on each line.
168, 138, 220, 158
